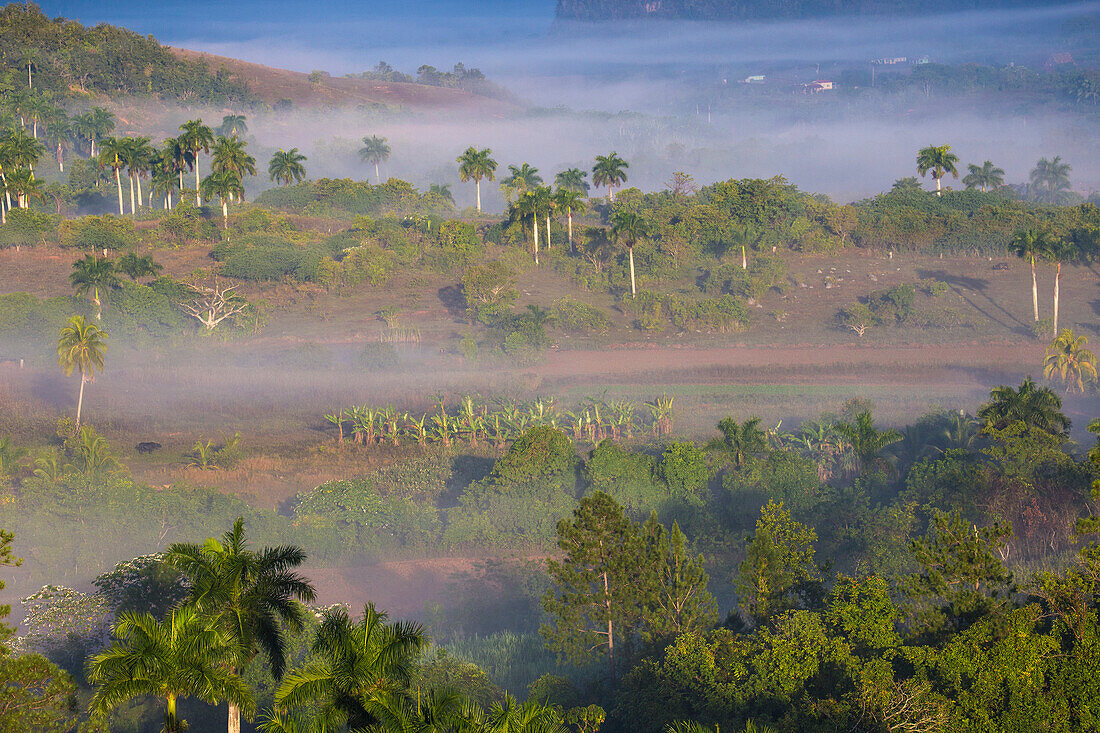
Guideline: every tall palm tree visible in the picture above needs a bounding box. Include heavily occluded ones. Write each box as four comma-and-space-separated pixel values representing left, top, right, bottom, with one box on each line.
457, 146, 497, 212
71, 107, 116, 157
212, 136, 256, 201
977, 377, 1070, 436
553, 188, 587, 253
275, 603, 426, 731
514, 190, 542, 265
555, 167, 590, 195
1011, 228, 1052, 323
359, 135, 390, 183
125, 136, 155, 214
166, 518, 317, 733
98, 136, 128, 216
962, 160, 1005, 192
218, 114, 248, 138
22, 94, 51, 140
201, 171, 245, 228
610, 209, 647, 298
2, 126, 45, 171
729, 225, 757, 270
1046, 236, 1074, 337
916, 144, 959, 195
1030, 156, 1072, 204
705, 416, 768, 469
1044, 328, 1098, 394
501, 162, 542, 204
163, 134, 192, 193
70, 254, 120, 320
5, 167, 41, 209
87, 605, 253, 733
833, 411, 902, 474
179, 119, 215, 206
268, 148, 307, 186
56, 315, 107, 427
592, 152, 629, 201
533, 185, 555, 251
151, 157, 180, 210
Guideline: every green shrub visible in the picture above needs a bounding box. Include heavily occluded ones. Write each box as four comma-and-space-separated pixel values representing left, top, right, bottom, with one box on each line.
293, 478, 441, 549
58, 215, 136, 251
551, 297, 611, 333
657, 442, 709, 499
0, 208, 57, 248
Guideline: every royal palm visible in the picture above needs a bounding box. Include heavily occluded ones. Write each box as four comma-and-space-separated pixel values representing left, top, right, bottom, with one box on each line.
56, 315, 107, 427
166, 518, 316, 733
1012, 228, 1052, 323
70, 254, 119, 320
554, 187, 587, 253
593, 152, 629, 201
97, 136, 128, 215
502, 162, 542, 203
201, 171, 245, 228
212, 136, 256, 201
268, 148, 307, 186
457, 146, 497, 211
1044, 329, 1097, 394
179, 119, 215, 205
962, 160, 1004, 192
916, 144, 959, 195
359, 135, 391, 183
611, 209, 647, 297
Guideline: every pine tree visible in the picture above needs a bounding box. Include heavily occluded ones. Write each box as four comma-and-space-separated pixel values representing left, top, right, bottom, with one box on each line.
639, 513, 718, 643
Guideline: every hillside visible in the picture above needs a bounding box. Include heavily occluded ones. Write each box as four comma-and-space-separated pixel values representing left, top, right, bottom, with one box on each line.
171, 48, 519, 114
555, 0, 1071, 21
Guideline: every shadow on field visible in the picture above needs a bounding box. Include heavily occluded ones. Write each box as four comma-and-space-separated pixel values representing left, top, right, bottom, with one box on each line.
437, 285, 467, 322
917, 269, 1028, 334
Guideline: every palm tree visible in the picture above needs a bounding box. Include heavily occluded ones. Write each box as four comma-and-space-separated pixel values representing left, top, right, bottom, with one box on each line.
44, 108, 70, 172
1, 126, 45, 171
151, 163, 179, 210
274, 603, 426, 731
916, 144, 959, 195
1046, 237, 1074, 337
218, 114, 248, 138
706, 416, 768, 469
501, 162, 542, 204
166, 518, 317, 733
457, 147, 497, 212
212, 136, 256, 201
98, 136, 128, 216
359, 135, 391, 183
71, 107, 116, 157
592, 152, 629, 201
179, 119, 215, 206
70, 254, 120, 320
87, 605, 253, 733
514, 190, 542, 265
268, 148, 307, 186
56, 315, 107, 427
977, 377, 1070, 436
163, 134, 192, 193
730, 225, 757, 270
201, 171, 245, 228
962, 160, 1004, 192
833, 411, 902, 474
429, 182, 455, 204
1044, 329, 1098, 394
1011, 228, 1052, 323
116, 252, 162, 281
22, 94, 50, 140
555, 167, 590, 195
610, 210, 647, 298
553, 188, 587, 253
125, 136, 155, 214
485, 694, 566, 733
5, 167, 41, 209
533, 185, 555, 251
1030, 156, 1072, 204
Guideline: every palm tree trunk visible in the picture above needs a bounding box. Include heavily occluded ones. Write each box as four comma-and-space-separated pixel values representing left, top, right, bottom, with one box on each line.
75, 373, 86, 428
546, 214, 551, 249
1053, 261, 1061, 337
533, 217, 539, 266
2, 171, 10, 213
222, 200, 228, 229
603, 569, 615, 681
94, 285, 102, 320
628, 245, 637, 298
375, 162, 380, 184
166, 693, 178, 733
57, 142, 64, 172
114, 168, 124, 216
228, 702, 241, 733
475, 179, 482, 212
90, 139, 96, 158
935, 175, 942, 195
609, 184, 614, 202
136, 175, 143, 212
196, 162, 201, 206
742, 245, 747, 270
1030, 257, 1039, 321
567, 210, 574, 253
128, 173, 136, 215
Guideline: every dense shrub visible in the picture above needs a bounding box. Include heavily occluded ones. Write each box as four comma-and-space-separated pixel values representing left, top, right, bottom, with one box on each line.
0, 208, 57, 248
293, 478, 442, 550
58, 215, 136, 251
551, 297, 612, 333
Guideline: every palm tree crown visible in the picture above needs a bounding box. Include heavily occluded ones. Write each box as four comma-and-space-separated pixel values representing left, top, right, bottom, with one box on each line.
916, 144, 959, 195
1044, 328, 1097, 394
962, 160, 1004, 192
977, 377, 1070, 436
706, 416, 768, 469
555, 167, 590, 195
1030, 155, 1072, 204
268, 148, 307, 186
457, 146, 497, 212
359, 135, 391, 183
502, 162, 542, 203
593, 152, 629, 201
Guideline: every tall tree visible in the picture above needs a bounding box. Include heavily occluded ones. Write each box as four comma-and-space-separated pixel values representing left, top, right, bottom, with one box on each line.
457, 146, 497, 212
592, 152, 629, 201
962, 160, 1004, 192
275, 603, 426, 731
97, 136, 127, 216
1030, 155, 1072, 204
70, 254, 119, 320
737, 500, 822, 624
218, 114, 248, 138
610, 210, 647, 298
514, 190, 542, 265
201, 171, 245, 228
166, 518, 317, 733
639, 514, 718, 642
553, 188, 587, 253
501, 162, 542, 204
56, 315, 107, 431
268, 148, 307, 186
359, 135, 391, 183
1044, 328, 1097, 394
211, 136, 256, 201
542, 492, 649, 680
178, 119, 214, 206
916, 144, 959, 195
833, 411, 902, 475
1046, 236, 1073, 336
70, 107, 115, 157
1011, 228, 1052, 322
4, 167, 41, 209
555, 167, 591, 195
87, 606, 253, 733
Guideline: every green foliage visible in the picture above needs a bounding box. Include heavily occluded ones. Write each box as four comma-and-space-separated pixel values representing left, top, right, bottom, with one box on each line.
293, 478, 442, 552
58, 215, 136, 251
217, 235, 326, 282
551, 296, 612, 333
657, 442, 708, 499
0, 206, 57, 248
253, 177, 453, 219
461, 261, 518, 324
736, 500, 823, 624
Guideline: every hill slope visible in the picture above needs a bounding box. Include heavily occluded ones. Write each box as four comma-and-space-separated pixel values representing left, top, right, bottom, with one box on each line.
171, 48, 518, 114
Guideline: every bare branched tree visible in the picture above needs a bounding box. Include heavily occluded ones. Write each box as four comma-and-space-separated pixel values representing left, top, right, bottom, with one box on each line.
180, 278, 248, 330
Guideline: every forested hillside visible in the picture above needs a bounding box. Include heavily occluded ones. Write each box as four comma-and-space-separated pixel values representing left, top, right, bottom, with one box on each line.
0, 3, 253, 104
